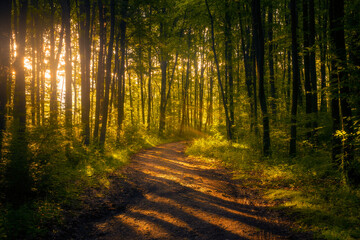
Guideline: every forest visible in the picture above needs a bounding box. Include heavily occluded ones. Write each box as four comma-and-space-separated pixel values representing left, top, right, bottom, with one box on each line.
0, 0, 359, 239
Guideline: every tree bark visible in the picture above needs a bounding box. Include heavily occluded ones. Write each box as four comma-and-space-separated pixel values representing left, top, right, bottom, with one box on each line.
8, 0, 31, 206
62, 0, 72, 129
0, 0, 11, 157
79, 0, 91, 145
93, 0, 105, 141
289, 0, 300, 157
100, 0, 115, 146
329, 0, 357, 185
252, 0, 270, 156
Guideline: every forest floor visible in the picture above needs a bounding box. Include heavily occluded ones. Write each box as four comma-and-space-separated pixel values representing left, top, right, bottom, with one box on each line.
57, 142, 314, 240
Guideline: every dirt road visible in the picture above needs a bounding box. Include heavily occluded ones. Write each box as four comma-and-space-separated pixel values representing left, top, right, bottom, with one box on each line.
88, 142, 309, 240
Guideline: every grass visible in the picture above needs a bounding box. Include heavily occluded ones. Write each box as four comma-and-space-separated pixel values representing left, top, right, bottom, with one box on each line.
0, 124, 181, 239
186, 135, 360, 240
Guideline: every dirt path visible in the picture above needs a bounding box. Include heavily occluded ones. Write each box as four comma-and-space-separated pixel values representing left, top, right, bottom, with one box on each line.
89, 142, 310, 240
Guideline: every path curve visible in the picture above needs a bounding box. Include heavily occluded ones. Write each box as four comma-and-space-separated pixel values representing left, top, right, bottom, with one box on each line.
91, 142, 308, 240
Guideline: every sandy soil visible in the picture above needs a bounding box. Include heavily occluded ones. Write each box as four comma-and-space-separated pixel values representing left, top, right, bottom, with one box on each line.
79, 142, 312, 240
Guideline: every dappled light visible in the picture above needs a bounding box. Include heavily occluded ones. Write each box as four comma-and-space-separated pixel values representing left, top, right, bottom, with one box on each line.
92, 142, 295, 240
1, 0, 359, 239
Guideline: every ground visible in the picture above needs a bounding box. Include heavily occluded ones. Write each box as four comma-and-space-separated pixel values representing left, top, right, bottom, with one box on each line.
56, 142, 313, 240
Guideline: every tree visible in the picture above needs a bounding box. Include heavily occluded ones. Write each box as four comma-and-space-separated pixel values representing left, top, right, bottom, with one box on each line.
0, 0, 11, 157
79, 0, 91, 145
93, 0, 105, 141
329, 0, 358, 185
7, 0, 31, 206
100, 0, 115, 146
62, 0, 72, 129
205, 0, 232, 140
252, 0, 270, 156
289, 0, 300, 157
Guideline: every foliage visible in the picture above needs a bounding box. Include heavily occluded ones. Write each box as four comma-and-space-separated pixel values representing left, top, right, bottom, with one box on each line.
0, 124, 174, 239
186, 134, 360, 240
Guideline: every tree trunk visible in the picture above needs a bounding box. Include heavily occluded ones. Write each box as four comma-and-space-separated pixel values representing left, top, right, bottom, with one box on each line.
117, 0, 128, 132
289, 0, 300, 157
268, 1, 277, 118
100, 0, 115, 146
93, 0, 105, 141
62, 0, 72, 129
252, 0, 270, 156
303, 0, 313, 138
79, 0, 91, 145
0, 0, 11, 157
49, 0, 58, 125
159, 8, 167, 136
329, 0, 357, 185
8, 0, 30, 206
205, 0, 232, 140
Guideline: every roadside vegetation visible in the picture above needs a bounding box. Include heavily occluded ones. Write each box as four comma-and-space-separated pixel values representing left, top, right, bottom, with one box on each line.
0, 125, 175, 239
186, 130, 360, 240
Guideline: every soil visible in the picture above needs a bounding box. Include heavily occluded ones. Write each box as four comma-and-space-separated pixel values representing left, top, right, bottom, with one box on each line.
56, 141, 313, 240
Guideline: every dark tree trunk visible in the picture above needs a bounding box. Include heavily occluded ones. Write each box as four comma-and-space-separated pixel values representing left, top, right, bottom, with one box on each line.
225, 0, 234, 130
147, 6, 152, 130
7, 0, 31, 207
147, 45, 152, 130
181, 29, 191, 134
79, 0, 91, 145
206, 0, 232, 140
93, 0, 105, 141
0, 0, 11, 157
252, 0, 270, 156
309, 0, 318, 130
62, 0, 72, 129
49, 0, 58, 125
159, 8, 167, 136
289, 0, 300, 157
99, 0, 115, 146
268, 1, 277, 118
319, 0, 328, 112
303, 0, 313, 138
117, 0, 128, 132
329, 0, 357, 185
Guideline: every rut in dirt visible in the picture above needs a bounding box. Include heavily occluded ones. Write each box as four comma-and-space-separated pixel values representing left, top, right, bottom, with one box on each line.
91, 142, 310, 240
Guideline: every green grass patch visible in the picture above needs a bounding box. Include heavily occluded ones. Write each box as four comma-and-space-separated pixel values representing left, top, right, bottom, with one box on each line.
186, 135, 360, 240
0, 124, 179, 239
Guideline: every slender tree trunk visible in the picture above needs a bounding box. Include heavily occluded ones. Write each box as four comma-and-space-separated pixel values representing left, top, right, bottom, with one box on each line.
159, 8, 167, 136
319, 0, 328, 112
117, 0, 128, 132
49, 0, 58, 125
252, 0, 270, 156
147, 45, 152, 130
138, 38, 145, 125
93, 0, 105, 141
303, 0, 313, 138
0, 0, 11, 157
30, 15, 36, 126
8, 0, 30, 206
181, 29, 191, 134
309, 0, 318, 134
289, 0, 300, 157
225, 0, 234, 131
329, 0, 357, 185
62, 0, 72, 129
79, 0, 91, 145
268, 1, 277, 118
100, 0, 115, 146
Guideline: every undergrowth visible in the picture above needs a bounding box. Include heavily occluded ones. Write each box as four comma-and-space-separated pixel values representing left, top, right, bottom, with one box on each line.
0, 124, 179, 239
186, 134, 360, 240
